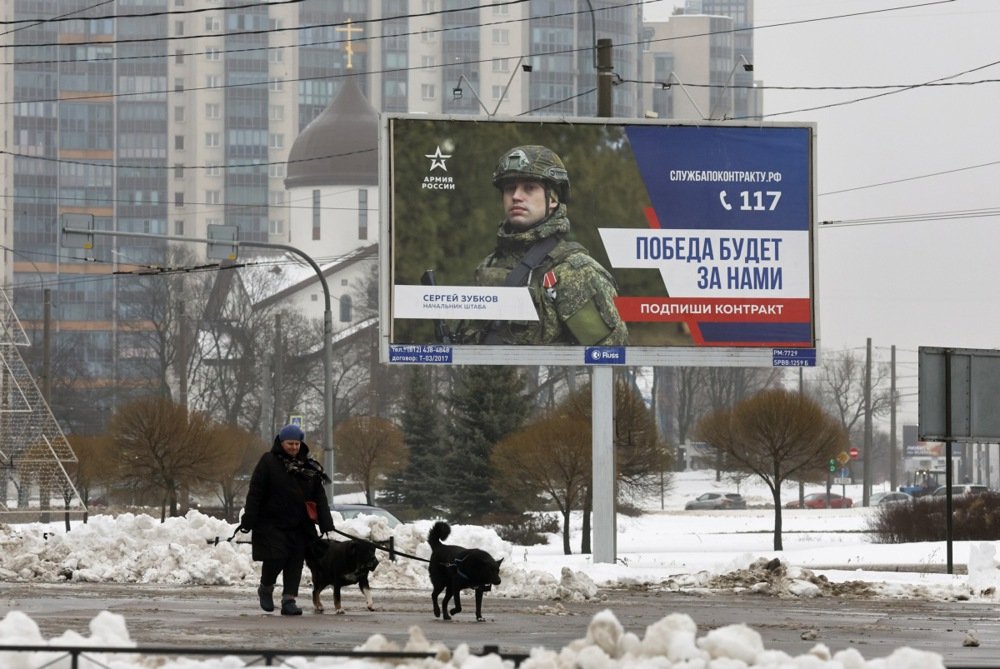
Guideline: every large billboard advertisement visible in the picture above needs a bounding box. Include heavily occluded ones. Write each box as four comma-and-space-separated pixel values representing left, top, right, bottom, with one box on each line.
381, 116, 816, 367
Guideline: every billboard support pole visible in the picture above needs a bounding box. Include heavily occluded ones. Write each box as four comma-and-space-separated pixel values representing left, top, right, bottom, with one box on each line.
592, 46, 616, 564
592, 366, 616, 563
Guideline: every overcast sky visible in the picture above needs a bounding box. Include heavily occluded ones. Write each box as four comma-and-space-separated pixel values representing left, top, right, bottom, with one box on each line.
640, 0, 1000, 425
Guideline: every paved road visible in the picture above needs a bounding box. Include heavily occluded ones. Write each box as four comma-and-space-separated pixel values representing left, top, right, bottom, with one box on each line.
3, 582, 1000, 665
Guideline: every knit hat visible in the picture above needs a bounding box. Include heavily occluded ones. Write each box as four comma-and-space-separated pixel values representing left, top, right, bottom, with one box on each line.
277, 424, 305, 442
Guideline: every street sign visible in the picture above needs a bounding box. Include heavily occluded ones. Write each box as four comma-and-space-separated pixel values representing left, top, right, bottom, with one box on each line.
849, 447, 860, 460
207, 224, 239, 260
833, 477, 852, 485
836, 451, 850, 465
828, 458, 836, 473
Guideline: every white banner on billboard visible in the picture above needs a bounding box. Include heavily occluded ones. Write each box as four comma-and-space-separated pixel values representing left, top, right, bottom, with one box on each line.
393, 285, 539, 321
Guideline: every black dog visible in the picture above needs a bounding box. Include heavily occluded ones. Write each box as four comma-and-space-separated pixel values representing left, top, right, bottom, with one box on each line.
306, 538, 380, 613
427, 521, 503, 622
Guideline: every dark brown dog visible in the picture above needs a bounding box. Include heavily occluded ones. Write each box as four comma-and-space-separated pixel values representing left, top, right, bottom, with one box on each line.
306, 538, 380, 613
427, 521, 503, 622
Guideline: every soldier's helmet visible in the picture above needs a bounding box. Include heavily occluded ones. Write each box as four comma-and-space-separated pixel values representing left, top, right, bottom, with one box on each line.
492, 145, 570, 203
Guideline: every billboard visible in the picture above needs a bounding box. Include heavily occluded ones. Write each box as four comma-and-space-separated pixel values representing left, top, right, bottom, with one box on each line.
380, 116, 817, 366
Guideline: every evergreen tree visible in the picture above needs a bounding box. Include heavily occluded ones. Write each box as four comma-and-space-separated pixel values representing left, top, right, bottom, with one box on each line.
443, 366, 531, 521
383, 367, 444, 513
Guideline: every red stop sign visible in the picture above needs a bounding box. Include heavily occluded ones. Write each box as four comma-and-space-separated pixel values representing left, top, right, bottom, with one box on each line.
849, 447, 860, 459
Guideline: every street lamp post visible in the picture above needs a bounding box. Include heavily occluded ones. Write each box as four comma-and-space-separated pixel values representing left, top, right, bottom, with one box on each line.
59, 225, 336, 500
239, 240, 335, 501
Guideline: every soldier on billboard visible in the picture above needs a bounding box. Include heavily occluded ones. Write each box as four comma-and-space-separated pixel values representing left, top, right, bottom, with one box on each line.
459, 144, 627, 346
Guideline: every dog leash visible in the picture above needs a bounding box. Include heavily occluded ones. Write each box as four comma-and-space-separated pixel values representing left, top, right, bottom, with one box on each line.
330, 527, 430, 564
206, 524, 430, 565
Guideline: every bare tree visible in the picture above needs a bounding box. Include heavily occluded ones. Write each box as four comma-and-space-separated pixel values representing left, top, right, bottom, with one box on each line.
109, 396, 224, 520
65, 434, 116, 521
807, 348, 893, 440
698, 367, 782, 480
117, 245, 213, 402
204, 423, 263, 522
695, 388, 850, 550
333, 415, 407, 504
492, 411, 591, 554
565, 376, 673, 554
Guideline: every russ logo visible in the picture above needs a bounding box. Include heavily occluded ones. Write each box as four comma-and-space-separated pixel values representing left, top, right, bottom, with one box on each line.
422, 146, 455, 190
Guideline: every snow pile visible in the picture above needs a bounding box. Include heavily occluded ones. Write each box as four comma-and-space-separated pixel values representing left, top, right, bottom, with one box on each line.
0, 607, 946, 669
4, 508, 1000, 602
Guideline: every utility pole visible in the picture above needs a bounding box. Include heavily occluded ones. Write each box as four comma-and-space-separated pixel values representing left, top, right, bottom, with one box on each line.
42, 288, 51, 402
597, 38, 613, 118
863, 337, 873, 505
890, 345, 897, 490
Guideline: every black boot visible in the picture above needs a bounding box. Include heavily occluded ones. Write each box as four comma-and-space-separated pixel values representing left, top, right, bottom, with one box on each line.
257, 585, 274, 612
281, 595, 302, 616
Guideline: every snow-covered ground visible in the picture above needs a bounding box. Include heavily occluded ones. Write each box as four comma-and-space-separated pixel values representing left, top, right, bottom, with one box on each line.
1, 470, 995, 669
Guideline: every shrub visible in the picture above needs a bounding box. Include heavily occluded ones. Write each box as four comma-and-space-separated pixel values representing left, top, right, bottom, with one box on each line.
485, 512, 560, 545
868, 492, 1000, 543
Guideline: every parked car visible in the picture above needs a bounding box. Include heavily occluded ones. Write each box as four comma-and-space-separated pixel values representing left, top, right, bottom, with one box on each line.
870, 491, 913, 506
331, 503, 402, 528
684, 492, 747, 510
784, 492, 853, 509
930, 484, 989, 498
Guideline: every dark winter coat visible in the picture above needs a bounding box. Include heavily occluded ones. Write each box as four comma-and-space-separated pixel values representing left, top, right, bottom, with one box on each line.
241, 437, 335, 562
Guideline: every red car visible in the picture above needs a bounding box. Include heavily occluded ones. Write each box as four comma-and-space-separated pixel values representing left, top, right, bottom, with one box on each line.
785, 492, 853, 509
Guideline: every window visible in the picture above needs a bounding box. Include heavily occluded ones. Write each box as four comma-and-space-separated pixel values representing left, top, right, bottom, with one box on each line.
269, 191, 285, 206
358, 189, 368, 240
206, 163, 221, 177
420, 83, 435, 100
205, 74, 221, 88
174, 164, 184, 178
269, 219, 283, 235
492, 1, 509, 14
174, 78, 184, 92
312, 189, 321, 240
175, 20, 183, 35
205, 103, 221, 119
205, 47, 221, 61
269, 78, 284, 92
269, 18, 283, 30
269, 163, 286, 178
174, 105, 185, 122
205, 190, 221, 205
269, 105, 284, 121
174, 49, 184, 64
205, 132, 220, 147
421, 55, 436, 68
269, 133, 284, 149
174, 192, 184, 206
492, 29, 509, 45
174, 220, 184, 235
491, 85, 504, 99
492, 58, 510, 73
205, 16, 220, 31
339, 294, 352, 322
174, 135, 184, 150
269, 48, 284, 63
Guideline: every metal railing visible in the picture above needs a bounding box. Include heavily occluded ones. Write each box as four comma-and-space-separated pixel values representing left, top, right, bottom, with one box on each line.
0, 643, 530, 668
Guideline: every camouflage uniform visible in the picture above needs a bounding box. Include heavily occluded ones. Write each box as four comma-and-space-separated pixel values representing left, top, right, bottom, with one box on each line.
466, 145, 628, 346
471, 207, 628, 345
